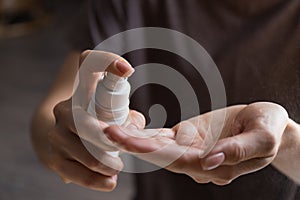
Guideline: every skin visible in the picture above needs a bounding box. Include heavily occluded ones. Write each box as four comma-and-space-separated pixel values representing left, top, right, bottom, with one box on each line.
105, 102, 300, 185
31, 50, 145, 191
31, 50, 300, 191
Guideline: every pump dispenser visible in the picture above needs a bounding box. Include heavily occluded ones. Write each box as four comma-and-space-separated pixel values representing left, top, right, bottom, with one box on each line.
88, 72, 131, 156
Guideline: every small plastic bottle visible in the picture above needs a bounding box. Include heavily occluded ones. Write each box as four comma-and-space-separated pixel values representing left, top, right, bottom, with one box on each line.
88, 72, 131, 157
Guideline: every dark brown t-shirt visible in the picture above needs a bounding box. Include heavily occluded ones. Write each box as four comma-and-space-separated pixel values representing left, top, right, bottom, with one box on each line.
70, 0, 300, 199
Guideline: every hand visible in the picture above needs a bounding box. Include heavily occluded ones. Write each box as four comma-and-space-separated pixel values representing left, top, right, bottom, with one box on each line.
46, 50, 145, 191
104, 102, 288, 185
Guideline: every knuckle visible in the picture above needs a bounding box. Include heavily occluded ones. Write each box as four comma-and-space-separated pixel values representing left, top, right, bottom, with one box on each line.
53, 101, 70, 119
48, 128, 66, 146
261, 133, 277, 156
228, 139, 246, 164
178, 120, 189, 127
176, 121, 192, 132
175, 121, 198, 146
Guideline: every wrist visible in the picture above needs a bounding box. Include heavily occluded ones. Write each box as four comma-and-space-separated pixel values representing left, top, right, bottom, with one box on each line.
280, 119, 299, 151
271, 119, 300, 183
273, 119, 300, 164
30, 106, 55, 167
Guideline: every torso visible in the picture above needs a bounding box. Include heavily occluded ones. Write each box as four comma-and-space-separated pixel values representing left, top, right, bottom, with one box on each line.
88, 0, 300, 199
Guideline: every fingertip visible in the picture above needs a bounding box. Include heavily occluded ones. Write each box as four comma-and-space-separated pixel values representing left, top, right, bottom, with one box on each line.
104, 125, 127, 142
79, 50, 92, 65
60, 176, 72, 184
103, 125, 120, 135
103, 126, 117, 139
101, 176, 118, 192
88, 175, 118, 192
114, 59, 135, 77
129, 110, 146, 129
202, 152, 225, 171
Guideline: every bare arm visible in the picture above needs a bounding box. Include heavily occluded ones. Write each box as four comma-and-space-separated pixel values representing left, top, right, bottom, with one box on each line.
30, 50, 143, 191
30, 50, 81, 165
272, 119, 300, 184
105, 102, 300, 185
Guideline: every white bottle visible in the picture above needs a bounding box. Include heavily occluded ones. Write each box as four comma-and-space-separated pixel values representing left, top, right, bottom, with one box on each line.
88, 72, 131, 157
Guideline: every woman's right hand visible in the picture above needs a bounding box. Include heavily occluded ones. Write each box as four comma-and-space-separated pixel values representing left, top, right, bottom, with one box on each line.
44, 51, 145, 191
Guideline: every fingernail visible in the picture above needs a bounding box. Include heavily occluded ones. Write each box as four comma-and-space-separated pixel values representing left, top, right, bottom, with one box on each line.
202, 152, 225, 171
115, 60, 134, 76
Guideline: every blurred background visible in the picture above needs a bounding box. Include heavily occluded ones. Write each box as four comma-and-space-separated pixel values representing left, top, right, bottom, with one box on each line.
0, 0, 134, 199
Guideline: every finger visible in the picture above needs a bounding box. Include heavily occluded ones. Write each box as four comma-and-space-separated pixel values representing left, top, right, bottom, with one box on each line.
53, 158, 118, 192
192, 176, 210, 184
79, 50, 91, 66
74, 50, 134, 109
53, 100, 77, 132
72, 107, 119, 151
104, 126, 197, 170
125, 110, 146, 129
204, 157, 273, 185
53, 99, 118, 151
55, 128, 123, 175
173, 120, 202, 147
104, 126, 216, 175
104, 126, 174, 152
49, 127, 122, 179
202, 130, 277, 168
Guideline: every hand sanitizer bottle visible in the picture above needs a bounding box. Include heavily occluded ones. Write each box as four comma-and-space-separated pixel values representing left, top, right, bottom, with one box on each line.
88, 72, 131, 157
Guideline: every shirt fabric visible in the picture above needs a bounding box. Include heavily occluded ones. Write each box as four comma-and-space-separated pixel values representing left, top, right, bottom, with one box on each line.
69, 0, 300, 199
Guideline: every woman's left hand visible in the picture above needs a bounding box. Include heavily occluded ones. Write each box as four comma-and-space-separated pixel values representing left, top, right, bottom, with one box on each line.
104, 102, 289, 185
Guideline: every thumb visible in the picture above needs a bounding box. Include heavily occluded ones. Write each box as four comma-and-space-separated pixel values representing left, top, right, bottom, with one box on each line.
74, 50, 134, 109
202, 130, 275, 170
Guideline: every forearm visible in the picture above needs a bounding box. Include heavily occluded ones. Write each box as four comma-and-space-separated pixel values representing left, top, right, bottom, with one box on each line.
272, 119, 300, 184
30, 50, 80, 165
30, 105, 56, 165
